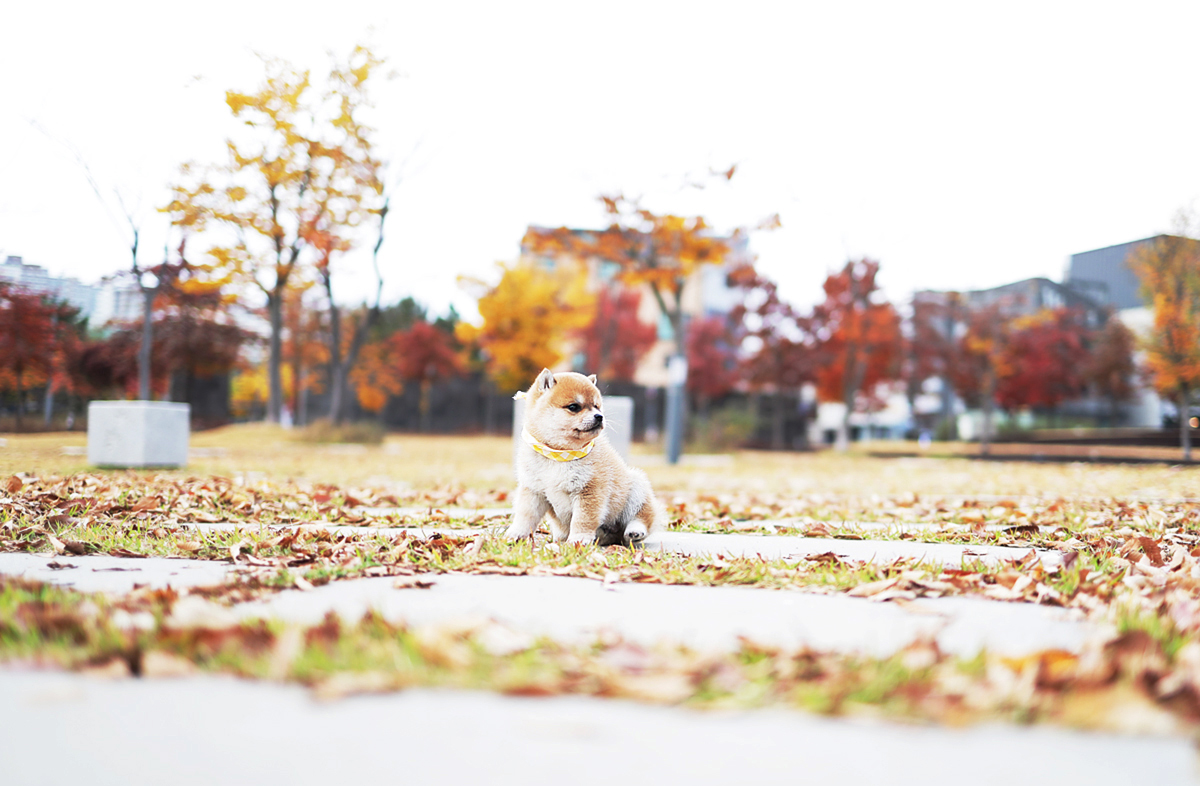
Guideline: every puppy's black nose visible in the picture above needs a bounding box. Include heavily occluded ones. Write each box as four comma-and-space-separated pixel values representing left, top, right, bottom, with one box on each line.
593, 413, 604, 423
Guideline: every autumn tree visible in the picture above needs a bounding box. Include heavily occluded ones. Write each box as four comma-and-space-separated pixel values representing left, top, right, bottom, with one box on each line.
729, 267, 816, 449
576, 287, 657, 382
282, 285, 329, 425
348, 339, 403, 416
523, 192, 774, 463
951, 303, 1013, 455
903, 292, 964, 438
686, 315, 739, 416
456, 260, 594, 393
994, 308, 1092, 420
390, 320, 465, 431
308, 51, 390, 424
171, 45, 388, 424
0, 285, 59, 430
1129, 230, 1200, 459
1086, 317, 1138, 424
812, 259, 903, 450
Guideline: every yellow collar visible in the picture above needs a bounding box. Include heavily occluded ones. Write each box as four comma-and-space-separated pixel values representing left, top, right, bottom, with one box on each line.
522, 429, 597, 462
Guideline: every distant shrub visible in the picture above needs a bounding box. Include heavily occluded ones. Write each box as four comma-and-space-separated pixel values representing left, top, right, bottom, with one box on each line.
687, 405, 756, 453
291, 419, 385, 445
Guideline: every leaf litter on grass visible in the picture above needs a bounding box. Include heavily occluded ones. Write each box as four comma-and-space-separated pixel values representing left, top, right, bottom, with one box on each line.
6, 465, 1200, 733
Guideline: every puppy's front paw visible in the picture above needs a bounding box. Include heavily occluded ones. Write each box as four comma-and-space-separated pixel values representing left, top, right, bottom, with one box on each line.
504, 524, 534, 540
623, 521, 648, 547
566, 532, 595, 545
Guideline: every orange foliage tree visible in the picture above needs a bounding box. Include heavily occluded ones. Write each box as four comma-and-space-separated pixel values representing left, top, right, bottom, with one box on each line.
1129, 231, 1200, 459
812, 259, 902, 449
522, 192, 775, 463
348, 339, 403, 416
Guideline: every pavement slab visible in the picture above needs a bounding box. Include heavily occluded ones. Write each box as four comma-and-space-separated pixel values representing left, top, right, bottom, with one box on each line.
0, 670, 1194, 786
184, 521, 1065, 569
234, 572, 1105, 658
0, 552, 1102, 658
0, 552, 242, 593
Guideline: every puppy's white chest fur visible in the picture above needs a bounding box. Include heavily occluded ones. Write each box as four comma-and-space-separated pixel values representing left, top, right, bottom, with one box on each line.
518, 443, 595, 521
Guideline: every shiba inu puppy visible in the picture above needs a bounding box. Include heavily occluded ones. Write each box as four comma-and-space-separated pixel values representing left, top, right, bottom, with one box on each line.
505, 369, 662, 546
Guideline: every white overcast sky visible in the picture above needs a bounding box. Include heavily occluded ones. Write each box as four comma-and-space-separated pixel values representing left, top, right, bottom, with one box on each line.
3, 0, 1200, 320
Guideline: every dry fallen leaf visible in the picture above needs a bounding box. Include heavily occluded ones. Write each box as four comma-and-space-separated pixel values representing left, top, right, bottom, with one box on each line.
5, 475, 22, 494
393, 576, 436, 590
141, 651, 198, 678
847, 577, 899, 598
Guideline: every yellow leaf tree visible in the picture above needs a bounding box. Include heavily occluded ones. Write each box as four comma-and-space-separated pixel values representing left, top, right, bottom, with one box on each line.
457, 261, 594, 393
1129, 229, 1200, 460
170, 45, 388, 424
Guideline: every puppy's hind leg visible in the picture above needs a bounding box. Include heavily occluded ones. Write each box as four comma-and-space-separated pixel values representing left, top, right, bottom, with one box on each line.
623, 502, 657, 547
506, 486, 549, 540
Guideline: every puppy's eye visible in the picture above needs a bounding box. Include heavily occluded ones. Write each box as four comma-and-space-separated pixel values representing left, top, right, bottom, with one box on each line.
565, 403, 582, 413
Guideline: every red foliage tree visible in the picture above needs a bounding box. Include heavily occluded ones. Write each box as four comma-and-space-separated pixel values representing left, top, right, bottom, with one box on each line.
577, 287, 657, 382
0, 285, 64, 430
903, 293, 965, 435
728, 267, 816, 448
812, 259, 903, 449
390, 320, 465, 431
994, 308, 1092, 415
686, 315, 738, 414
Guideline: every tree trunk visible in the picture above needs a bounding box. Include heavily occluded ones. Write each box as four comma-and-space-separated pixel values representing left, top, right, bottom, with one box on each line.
419, 379, 432, 432
327, 297, 345, 425
981, 369, 995, 456
14, 366, 24, 432
43, 382, 54, 428
1180, 387, 1192, 462
267, 292, 284, 423
139, 285, 154, 401
772, 392, 786, 451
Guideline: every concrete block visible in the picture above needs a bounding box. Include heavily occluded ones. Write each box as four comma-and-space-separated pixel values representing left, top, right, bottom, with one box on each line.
87, 401, 190, 468
513, 395, 633, 463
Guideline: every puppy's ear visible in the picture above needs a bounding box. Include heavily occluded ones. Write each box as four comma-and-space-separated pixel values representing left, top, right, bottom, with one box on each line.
586, 374, 597, 386
536, 368, 557, 392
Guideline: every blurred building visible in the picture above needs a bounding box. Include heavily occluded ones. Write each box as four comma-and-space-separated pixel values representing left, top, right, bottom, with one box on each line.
0, 255, 140, 330
519, 226, 750, 389
967, 277, 1107, 328
1062, 236, 1198, 310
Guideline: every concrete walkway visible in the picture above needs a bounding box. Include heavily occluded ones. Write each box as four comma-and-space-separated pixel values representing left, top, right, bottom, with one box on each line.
0, 552, 1102, 659
0, 552, 242, 593
1, 670, 1194, 786
235, 572, 1103, 658
183, 521, 1065, 569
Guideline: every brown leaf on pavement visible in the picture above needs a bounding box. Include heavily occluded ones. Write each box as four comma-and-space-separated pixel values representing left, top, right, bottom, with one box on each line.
393, 576, 436, 589
847, 577, 899, 598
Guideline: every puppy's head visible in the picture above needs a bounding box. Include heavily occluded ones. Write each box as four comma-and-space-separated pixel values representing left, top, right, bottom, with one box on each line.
523, 369, 604, 449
